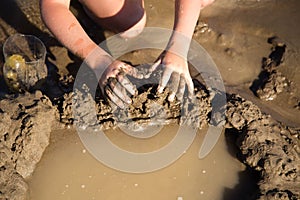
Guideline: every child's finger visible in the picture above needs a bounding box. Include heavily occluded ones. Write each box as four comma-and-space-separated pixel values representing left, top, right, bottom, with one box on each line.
186, 76, 194, 99
168, 73, 180, 102
157, 67, 173, 93
121, 63, 144, 79
149, 59, 161, 73
117, 74, 137, 96
109, 80, 132, 104
176, 75, 186, 102
105, 86, 125, 109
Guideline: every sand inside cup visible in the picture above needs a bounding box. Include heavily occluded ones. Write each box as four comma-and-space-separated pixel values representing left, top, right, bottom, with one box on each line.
2, 34, 47, 92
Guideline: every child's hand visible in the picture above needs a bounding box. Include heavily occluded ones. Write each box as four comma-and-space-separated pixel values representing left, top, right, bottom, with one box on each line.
97, 60, 143, 108
149, 52, 194, 102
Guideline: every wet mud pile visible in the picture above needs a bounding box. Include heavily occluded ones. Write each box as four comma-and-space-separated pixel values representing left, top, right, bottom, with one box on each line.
0, 92, 55, 200
226, 95, 299, 199
68, 83, 211, 131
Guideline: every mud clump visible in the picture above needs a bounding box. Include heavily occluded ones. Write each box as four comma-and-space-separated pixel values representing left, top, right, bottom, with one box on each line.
250, 37, 289, 101
226, 94, 299, 199
0, 91, 55, 200
0, 169, 28, 200
70, 81, 211, 131
255, 70, 287, 101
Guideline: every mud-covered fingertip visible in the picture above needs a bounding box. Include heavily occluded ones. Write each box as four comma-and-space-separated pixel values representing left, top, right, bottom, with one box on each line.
144, 74, 151, 79
126, 98, 132, 104
186, 88, 193, 98
128, 85, 137, 96
179, 117, 187, 126
168, 93, 175, 102
129, 71, 142, 79
110, 99, 125, 110
119, 103, 125, 109
188, 93, 196, 103
136, 73, 144, 79
177, 94, 184, 103
150, 58, 162, 71
157, 86, 164, 94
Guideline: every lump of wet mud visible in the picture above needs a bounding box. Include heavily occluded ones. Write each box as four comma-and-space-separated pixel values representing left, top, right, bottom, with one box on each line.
226, 94, 300, 199
70, 82, 211, 131
0, 91, 55, 200
256, 70, 288, 101
250, 37, 289, 101
0, 168, 28, 200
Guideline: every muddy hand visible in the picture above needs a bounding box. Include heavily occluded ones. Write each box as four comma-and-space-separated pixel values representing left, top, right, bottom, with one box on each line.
149, 52, 194, 102
99, 60, 143, 108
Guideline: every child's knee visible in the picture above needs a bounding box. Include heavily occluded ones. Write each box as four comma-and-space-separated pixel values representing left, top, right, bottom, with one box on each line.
201, 0, 215, 8
119, 11, 146, 39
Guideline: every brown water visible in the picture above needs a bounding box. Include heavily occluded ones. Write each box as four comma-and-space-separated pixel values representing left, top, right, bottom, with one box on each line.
27, 125, 248, 200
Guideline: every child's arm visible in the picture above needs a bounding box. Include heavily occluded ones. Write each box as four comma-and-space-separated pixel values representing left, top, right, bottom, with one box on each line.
151, 0, 214, 101
40, 0, 111, 65
173, 0, 214, 43
40, 0, 140, 107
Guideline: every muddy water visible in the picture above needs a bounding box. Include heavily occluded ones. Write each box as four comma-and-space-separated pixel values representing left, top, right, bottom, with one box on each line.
27, 125, 248, 200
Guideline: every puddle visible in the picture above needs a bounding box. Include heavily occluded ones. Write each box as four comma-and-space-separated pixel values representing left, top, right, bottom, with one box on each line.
27, 125, 249, 200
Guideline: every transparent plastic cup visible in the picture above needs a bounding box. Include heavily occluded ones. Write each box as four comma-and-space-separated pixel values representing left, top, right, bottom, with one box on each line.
3, 34, 47, 92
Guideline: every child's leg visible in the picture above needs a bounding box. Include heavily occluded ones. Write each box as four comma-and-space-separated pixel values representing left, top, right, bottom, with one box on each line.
79, 0, 146, 38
